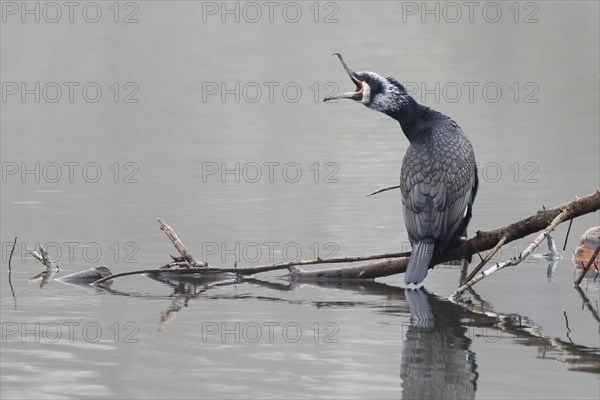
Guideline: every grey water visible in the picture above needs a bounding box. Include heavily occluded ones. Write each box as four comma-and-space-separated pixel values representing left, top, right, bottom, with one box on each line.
1, 1, 599, 399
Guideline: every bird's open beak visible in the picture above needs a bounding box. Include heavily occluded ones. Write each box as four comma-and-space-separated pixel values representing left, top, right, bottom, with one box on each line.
323, 53, 364, 102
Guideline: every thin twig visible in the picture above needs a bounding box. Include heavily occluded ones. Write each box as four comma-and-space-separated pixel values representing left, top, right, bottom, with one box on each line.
452, 207, 572, 299
8, 236, 17, 309
366, 184, 401, 197
575, 241, 600, 286
8, 236, 17, 272
475, 250, 484, 263
562, 218, 573, 251
464, 235, 508, 283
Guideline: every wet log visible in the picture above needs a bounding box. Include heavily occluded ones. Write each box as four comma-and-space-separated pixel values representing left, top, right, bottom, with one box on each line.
289, 190, 600, 280
91, 191, 599, 286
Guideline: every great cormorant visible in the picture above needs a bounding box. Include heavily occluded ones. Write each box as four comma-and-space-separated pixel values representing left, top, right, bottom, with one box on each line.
324, 53, 478, 285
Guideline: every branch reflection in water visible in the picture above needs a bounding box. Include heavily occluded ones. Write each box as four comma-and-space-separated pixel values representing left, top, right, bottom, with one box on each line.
30, 267, 600, 388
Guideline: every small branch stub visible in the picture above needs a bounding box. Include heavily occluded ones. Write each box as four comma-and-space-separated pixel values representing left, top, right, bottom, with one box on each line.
157, 217, 206, 268
28, 245, 59, 271
366, 184, 401, 197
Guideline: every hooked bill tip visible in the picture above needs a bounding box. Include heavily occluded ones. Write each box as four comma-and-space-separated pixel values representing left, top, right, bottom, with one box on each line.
330, 53, 355, 77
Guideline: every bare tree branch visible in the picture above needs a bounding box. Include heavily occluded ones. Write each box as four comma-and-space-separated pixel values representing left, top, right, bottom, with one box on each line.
451, 207, 572, 298
158, 217, 206, 268
292, 191, 599, 281
91, 190, 599, 286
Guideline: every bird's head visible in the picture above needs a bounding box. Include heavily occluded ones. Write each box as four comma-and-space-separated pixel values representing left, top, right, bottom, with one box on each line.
323, 53, 409, 115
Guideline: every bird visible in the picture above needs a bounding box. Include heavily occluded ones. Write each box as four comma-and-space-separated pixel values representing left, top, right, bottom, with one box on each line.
324, 53, 478, 285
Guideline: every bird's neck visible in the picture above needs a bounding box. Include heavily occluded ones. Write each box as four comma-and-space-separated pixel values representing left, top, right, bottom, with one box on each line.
385, 96, 442, 143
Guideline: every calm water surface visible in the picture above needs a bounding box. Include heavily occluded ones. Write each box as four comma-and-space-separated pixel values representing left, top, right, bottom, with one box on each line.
1, 1, 599, 399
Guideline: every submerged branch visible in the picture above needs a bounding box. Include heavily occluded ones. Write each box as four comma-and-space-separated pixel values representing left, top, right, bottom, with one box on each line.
90, 190, 598, 285
92, 251, 412, 286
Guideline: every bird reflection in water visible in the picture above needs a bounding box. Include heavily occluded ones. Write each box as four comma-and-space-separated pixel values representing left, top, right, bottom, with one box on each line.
401, 289, 478, 399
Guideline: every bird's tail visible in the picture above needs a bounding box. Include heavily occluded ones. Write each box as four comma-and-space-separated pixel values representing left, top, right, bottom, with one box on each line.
404, 241, 435, 285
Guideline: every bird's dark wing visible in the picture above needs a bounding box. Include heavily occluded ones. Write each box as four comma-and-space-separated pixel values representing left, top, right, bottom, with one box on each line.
401, 123, 476, 250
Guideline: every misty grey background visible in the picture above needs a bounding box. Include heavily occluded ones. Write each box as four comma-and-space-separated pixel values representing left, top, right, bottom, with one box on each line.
1, 1, 599, 399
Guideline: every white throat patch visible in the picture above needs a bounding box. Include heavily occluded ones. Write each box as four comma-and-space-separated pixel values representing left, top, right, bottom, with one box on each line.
361, 81, 371, 105
359, 71, 408, 113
